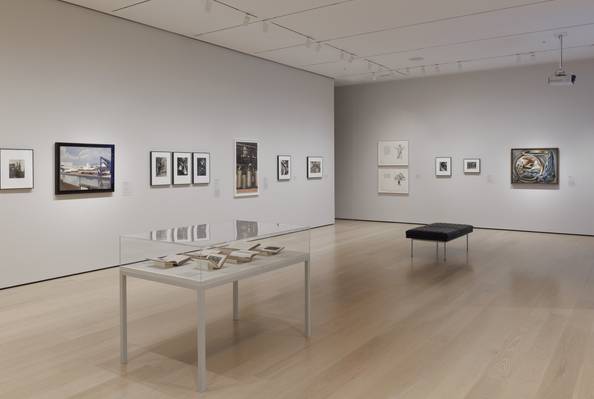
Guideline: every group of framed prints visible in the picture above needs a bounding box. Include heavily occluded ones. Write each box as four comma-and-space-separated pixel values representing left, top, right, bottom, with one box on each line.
0, 148, 34, 190
150, 151, 210, 186
378, 140, 409, 194
435, 157, 481, 177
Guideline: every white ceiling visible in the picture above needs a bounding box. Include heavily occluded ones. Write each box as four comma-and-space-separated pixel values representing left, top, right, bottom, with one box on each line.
62, 0, 594, 85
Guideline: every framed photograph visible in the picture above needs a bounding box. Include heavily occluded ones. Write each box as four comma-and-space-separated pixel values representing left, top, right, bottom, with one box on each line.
0, 149, 34, 190
435, 157, 452, 177
277, 155, 291, 181
307, 156, 323, 179
173, 226, 192, 243
150, 228, 172, 242
192, 224, 210, 241
193, 152, 210, 184
378, 141, 408, 166
378, 168, 409, 194
235, 140, 258, 197
150, 151, 172, 186
55, 142, 114, 195
511, 148, 559, 184
463, 158, 481, 174
173, 152, 192, 185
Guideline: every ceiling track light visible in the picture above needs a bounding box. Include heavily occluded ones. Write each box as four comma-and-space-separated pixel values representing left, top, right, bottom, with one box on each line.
530, 52, 536, 61
515, 53, 522, 65
340, 51, 345, 61
305, 37, 312, 48
367, 61, 373, 70
204, 0, 212, 12
242, 13, 250, 27
348, 54, 355, 63
262, 21, 269, 33
315, 42, 322, 52
372, 72, 377, 81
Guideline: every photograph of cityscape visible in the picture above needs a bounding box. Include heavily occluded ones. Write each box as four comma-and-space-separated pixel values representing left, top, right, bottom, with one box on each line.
55, 143, 114, 194
235, 140, 258, 196
0, 148, 34, 190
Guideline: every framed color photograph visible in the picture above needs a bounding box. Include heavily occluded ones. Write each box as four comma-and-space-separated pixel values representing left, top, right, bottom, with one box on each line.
193, 152, 210, 184
173, 152, 192, 185
378, 168, 409, 194
55, 143, 114, 195
463, 158, 481, 174
277, 155, 291, 181
0, 149, 34, 190
150, 151, 172, 186
435, 157, 452, 177
235, 140, 258, 197
511, 148, 559, 184
307, 156, 323, 179
378, 141, 408, 166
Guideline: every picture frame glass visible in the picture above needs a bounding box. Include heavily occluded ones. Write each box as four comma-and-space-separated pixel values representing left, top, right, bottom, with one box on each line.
1, 149, 34, 190
235, 141, 258, 196
151, 151, 171, 186
193, 153, 210, 184
307, 157, 323, 179
173, 152, 192, 185
56, 143, 114, 194
277, 155, 291, 181
378, 141, 408, 166
435, 157, 452, 176
511, 148, 559, 184
464, 159, 481, 174
378, 168, 409, 194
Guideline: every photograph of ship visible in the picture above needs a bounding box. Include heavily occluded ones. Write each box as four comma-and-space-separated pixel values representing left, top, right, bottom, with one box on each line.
55, 143, 115, 194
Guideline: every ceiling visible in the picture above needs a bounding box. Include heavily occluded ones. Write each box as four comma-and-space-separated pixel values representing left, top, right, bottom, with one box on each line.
62, 0, 594, 85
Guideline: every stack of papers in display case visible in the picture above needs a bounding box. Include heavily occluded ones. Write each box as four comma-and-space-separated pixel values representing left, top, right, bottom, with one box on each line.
147, 254, 191, 268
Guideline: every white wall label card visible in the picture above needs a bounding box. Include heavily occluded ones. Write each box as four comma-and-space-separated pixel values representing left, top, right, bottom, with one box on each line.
378, 168, 409, 194
378, 141, 408, 166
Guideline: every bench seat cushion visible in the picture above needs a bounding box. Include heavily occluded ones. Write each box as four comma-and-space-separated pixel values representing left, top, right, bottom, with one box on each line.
406, 223, 473, 242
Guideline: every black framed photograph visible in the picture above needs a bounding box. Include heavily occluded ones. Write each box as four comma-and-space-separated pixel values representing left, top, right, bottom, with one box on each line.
150, 151, 172, 186
435, 157, 452, 177
193, 152, 210, 184
173, 152, 192, 185
55, 143, 114, 195
277, 155, 291, 181
307, 156, 323, 179
463, 158, 481, 174
0, 148, 34, 190
235, 140, 258, 197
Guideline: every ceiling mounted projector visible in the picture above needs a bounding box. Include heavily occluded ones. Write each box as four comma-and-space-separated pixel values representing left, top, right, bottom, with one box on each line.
548, 34, 576, 86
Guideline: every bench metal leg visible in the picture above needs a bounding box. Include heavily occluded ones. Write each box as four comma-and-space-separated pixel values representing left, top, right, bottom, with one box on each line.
410, 239, 413, 258
233, 281, 239, 321
436, 242, 439, 259
466, 234, 469, 253
444, 242, 447, 262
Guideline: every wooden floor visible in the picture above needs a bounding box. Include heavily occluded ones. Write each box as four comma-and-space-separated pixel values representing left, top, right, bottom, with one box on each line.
2, 220, 594, 399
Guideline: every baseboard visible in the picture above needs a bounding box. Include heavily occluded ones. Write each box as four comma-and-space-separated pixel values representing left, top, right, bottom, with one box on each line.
335, 217, 594, 238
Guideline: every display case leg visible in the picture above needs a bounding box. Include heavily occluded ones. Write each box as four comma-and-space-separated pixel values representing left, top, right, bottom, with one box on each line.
233, 281, 239, 321
196, 289, 207, 392
305, 258, 311, 337
120, 272, 127, 364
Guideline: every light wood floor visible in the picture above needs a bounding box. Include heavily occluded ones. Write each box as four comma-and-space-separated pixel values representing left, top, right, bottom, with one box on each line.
2, 220, 594, 399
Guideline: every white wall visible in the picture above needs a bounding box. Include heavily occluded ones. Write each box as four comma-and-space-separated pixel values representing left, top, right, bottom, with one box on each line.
335, 59, 594, 235
0, 0, 334, 288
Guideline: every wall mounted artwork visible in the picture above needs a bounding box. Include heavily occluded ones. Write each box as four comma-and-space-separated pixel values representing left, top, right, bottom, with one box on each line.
277, 155, 291, 181
55, 143, 114, 195
235, 140, 258, 197
511, 148, 559, 184
435, 157, 452, 177
193, 224, 210, 241
307, 156, 323, 179
150, 151, 172, 186
0, 149, 34, 190
193, 152, 210, 184
173, 152, 192, 185
378, 141, 408, 166
463, 158, 481, 174
378, 168, 409, 194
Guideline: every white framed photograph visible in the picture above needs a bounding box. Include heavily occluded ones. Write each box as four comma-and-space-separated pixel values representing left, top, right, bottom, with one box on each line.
150, 151, 172, 186
173, 152, 192, 185
234, 140, 259, 197
463, 158, 481, 174
378, 168, 409, 194
150, 228, 172, 242
193, 152, 210, 184
173, 226, 192, 243
192, 224, 210, 241
307, 156, 323, 179
435, 157, 452, 177
0, 148, 34, 190
378, 141, 408, 166
277, 155, 291, 181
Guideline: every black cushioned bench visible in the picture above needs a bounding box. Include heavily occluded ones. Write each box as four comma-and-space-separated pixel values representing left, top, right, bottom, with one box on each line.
406, 223, 474, 261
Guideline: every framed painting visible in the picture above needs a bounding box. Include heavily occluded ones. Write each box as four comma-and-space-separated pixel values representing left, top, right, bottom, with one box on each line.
463, 158, 481, 174
435, 157, 452, 177
277, 155, 291, 181
378, 141, 408, 166
378, 168, 409, 194
0, 148, 34, 190
55, 143, 114, 195
193, 152, 210, 184
235, 140, 258, 197
307, 156, 323, 179
511, 148, 559, 184
172, 152, 192, 185
150, 151, 172, 186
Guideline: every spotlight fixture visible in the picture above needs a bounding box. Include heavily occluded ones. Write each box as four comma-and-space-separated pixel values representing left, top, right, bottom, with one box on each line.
548, 33, 576, 86
340, 51, 345, 60
348, 54, 354, 63
530, 52, 536, 61
315, 43, 322, 52
515, 53, 522, 65
305, 37, 312, 48
204, 0, 212, 12
242, 13, 250, 26
368, 61, 373, 70
262, 21, 269, 33
372, 72, 377, 81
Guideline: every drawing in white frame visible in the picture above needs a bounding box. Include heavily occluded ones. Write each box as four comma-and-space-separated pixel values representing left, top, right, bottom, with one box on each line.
0, 148, 34, 190
378, 141, 408, 166
463, 158, 481, 174
378, 168, 409, 194
435, 157, 452, 177
193, 152, 210, 184
234, 140, 259, 197
307, 156, 323, 179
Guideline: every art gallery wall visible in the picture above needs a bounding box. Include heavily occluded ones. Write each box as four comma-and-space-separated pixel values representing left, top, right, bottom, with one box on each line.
0, 0, 334, 288
335, 59, 594, 235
